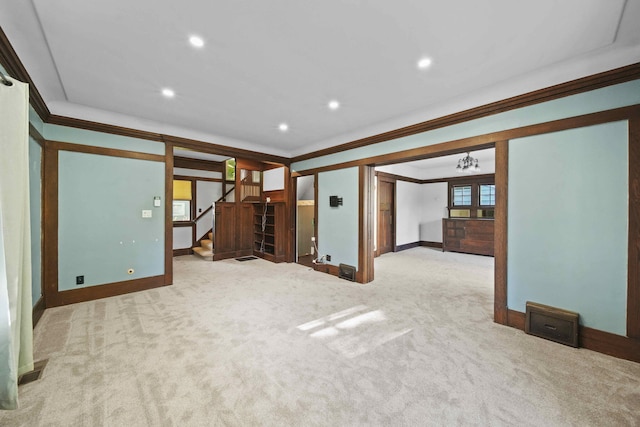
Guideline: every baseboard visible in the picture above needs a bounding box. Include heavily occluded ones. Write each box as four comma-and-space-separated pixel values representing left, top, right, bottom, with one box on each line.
395, 241, 444, 252
507, 309, 526, 330
580, 326, 640, 363
49, 275, 166, 307
214, 249, 252, 261
505, 309, 640, 364
395, 242, 420, 252
313, 262, 340, 278
173, 248, 193, 256
420, 241, 443, 249
32, 297, 45, 328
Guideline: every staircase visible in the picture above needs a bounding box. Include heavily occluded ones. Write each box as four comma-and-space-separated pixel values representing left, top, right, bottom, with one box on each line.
192, 232, 213, 260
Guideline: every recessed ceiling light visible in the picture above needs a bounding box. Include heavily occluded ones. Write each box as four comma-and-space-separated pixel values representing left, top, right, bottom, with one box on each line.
328, 100, 340, 110
189, 35, 204, 48
161, 88, 175, 98
278, 123, 289, 132
417, 57, 433, 70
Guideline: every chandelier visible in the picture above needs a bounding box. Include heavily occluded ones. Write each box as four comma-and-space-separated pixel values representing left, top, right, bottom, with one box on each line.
456, 152, 480, 173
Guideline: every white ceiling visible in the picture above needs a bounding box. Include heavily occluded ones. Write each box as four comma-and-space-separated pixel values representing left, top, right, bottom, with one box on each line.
2, 1, 640, 158
376, 148, 495, 180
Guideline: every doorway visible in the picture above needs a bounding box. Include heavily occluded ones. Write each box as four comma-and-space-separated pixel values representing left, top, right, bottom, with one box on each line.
296, 175, 316, 267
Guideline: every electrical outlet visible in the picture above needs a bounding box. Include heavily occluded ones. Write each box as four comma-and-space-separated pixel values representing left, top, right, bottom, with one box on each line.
76, 275, 84, 285
326, 255, 331, 262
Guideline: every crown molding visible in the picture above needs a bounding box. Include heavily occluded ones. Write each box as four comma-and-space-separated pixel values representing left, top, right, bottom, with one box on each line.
0, 25, 50, 120
291, 62, 640, 163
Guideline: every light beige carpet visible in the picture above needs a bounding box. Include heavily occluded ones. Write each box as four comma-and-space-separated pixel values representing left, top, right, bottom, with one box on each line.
1, 248, 639, 426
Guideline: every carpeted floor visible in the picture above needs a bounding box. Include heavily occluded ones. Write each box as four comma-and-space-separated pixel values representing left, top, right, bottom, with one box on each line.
2, 248, 639, 426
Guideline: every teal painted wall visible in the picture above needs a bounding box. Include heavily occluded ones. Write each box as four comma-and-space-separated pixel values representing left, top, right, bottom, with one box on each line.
29, 106, 44, 134
44, 124, 165, 155
317, 168, 359, 269
58, 152, 165, 291
507, 122, 628, 335
28, 137, 42, 307
291, 79, 637, 335
291, 79, 640, 172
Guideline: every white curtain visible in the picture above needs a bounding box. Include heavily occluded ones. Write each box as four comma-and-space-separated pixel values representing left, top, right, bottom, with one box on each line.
0, 75, 34, 410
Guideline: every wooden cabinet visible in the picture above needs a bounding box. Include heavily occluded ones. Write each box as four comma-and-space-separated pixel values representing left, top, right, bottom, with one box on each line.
213, 202, 253, 261
253, 203, 286, 263
442, 219, 494, 256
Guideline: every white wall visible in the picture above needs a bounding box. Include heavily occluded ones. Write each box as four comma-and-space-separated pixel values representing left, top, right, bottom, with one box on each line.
173, 227, 192, 250
395, 181, 447, 246
395, 181, 423, 246
420, 183, 448, 243
297, 175, 314, 200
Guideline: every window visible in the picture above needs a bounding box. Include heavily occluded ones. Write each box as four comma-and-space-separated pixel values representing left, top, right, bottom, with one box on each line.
173, 179, 192, 221
172, 200, 191, 221
452, 185, 472, 206
479, 184, 495, 206
447, 177, 495, 218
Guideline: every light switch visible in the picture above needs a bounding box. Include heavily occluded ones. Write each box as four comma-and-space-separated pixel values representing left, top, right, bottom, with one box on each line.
153, 196, 161, 207
142, 210, 152, 218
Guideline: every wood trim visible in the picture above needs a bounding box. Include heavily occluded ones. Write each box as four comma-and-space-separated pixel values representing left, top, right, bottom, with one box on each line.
395, 242, 420, 252
419, 241, 443, 249
172, 222, 194, 227
48, 117, 289, 164
357, 165, 375, 283
49, 140, 165, 162
173, 248, 193, 257
446, 173, 495, 185
494, 140, 509, 325
42, 143, 58, 309
374, 171, 497, 186
294, 140, 495, 174
446, 175, 495, 218
194, 204, 214, 222
293, 105, 640, 175
292, 63, 640, 163
507, 309, 526, 330
48, 115, 162, 142
289, 175, 296, 261
32, 297, 45, 328
165, 135, 289, 165
313, 262, 340, 278
629, 116, 640, 338
165, 141, 174, 285
507, 309, 640, 364
375, 171, 423, 184
50, 275, 166, 307
314, 172, 319, 259
173, 175, 224, 183
581, 326, 640, 364
29, 123, 45, 146
174, 156, 224, 172
0, 26, 50, 120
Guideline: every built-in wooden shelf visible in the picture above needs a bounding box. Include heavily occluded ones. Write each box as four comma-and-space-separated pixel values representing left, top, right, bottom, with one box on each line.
253, 203, 286, 262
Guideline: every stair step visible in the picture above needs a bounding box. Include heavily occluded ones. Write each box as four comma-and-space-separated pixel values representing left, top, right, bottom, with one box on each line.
192, 246, 213, 260
208, 232, 213, 241
200, 239, 213, 250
